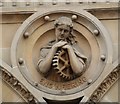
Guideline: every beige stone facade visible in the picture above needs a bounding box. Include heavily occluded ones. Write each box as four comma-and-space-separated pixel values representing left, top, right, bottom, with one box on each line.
0, 1, 119, 104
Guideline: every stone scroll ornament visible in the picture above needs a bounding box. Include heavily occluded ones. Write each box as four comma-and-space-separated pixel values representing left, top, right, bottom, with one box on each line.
37, 16, 87, 81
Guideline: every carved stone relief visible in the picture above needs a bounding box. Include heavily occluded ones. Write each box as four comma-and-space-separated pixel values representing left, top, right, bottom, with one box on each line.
88, 64, 120, 102
0, 3, 119, 103
1, 62, 119, 103
37, 16, 87, 82
0, 66, 37, 103
1, 6, 116, 102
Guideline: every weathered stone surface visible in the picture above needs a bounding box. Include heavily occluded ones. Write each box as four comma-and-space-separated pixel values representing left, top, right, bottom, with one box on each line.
0, 1, 119, 103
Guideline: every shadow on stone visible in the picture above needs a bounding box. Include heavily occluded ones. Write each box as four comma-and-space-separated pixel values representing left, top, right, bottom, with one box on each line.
43, 96, 84, 104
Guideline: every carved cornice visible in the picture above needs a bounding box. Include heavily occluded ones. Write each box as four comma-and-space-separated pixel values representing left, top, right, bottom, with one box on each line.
88, 64, 120, 102
0, 66, 38, 103
0, 2, 119, 14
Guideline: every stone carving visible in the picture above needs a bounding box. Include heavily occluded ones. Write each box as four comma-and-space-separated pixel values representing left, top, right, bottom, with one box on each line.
88, 64, 120, 102
0, 66, 37, 103
37, 16, 87, 81
1, 64, 119, 102
39, 76, 87, 90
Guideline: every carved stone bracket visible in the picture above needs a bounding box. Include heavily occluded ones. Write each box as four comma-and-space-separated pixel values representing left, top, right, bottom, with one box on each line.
0, 66, 38, 103
88, 64, 120, 102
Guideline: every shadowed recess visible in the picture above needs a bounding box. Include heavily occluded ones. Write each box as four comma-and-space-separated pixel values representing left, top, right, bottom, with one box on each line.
43, 96, 84, 104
